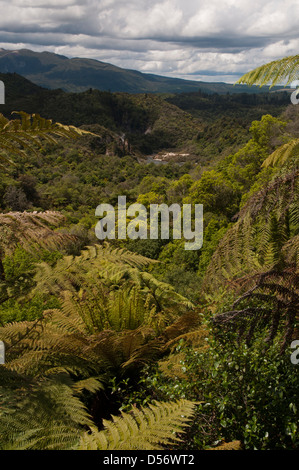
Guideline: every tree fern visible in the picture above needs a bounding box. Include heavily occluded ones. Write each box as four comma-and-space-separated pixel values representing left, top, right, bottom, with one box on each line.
78, 399, 197, 450
31, 243, 193, 337
0, 299, 200, 381
212, 264, 299, 351
203, 157, 298, 350
0, 234, 199, 449
0, 111, 94, 168
236, 55, 299, 88
235, 55, 299, 172
203, 169, 298, 291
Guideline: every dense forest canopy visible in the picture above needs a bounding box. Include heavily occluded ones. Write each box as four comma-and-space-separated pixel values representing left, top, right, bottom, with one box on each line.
0, 58, 298, 450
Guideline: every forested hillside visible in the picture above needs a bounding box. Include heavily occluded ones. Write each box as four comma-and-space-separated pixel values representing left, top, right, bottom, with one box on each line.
0, 73, 298, 450
0, 72, 291, 161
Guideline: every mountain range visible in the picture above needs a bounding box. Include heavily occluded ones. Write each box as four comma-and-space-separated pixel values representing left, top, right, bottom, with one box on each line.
0, 48, 281, 95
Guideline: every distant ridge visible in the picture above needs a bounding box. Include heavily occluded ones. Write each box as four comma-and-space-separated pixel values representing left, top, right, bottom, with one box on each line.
0, 48, 281, 95
0, 71, 290, 162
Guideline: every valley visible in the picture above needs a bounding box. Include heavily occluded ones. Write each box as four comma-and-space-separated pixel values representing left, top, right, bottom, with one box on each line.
0, 60, 298, 451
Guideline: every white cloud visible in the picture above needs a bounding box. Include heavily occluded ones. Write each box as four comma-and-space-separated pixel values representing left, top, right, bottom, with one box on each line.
0, 0, 298, 82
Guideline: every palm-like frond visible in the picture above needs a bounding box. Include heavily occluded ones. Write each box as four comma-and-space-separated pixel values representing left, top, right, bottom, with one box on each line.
262, 138, 299, 168
32, 243, 192, 337
236, 55, 299, 88
0, 111, 94, 167
78, 399, 197, 450
33, 243, 155, 295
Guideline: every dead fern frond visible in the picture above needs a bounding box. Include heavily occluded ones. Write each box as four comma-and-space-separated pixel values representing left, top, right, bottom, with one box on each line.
212, 264, 299, 352
0, 210, 77, 256
208, 440, 242, 450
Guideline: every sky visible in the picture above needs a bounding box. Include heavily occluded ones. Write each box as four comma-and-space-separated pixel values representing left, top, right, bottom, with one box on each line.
0, 0, 298, 83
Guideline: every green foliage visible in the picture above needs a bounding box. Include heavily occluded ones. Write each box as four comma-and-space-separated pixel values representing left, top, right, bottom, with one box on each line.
0, 295, 60, 323
195, 334, 299, 450
249, 114, 287, 153
2, 247, 35, 290
0, 247, 62, 324
197, 217, 229, 276
0, 76, 298, 451
129, 333, 299, 450
184, 170, 241, 217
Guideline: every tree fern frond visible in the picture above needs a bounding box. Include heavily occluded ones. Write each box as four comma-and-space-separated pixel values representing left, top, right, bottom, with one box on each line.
33, 243, 155, 298
0, 111, 96, 167
136, 271, 194, 312
236, 55, 299, 88
0, 210, 77, 256
71, 377, 104, 395
46, 301, 88, 335
262, 138, 299, 168
203, 169, 299, 291
78, 399, 197, 450
81, 243, 155, 270
283, 235, 299, 265
213, 264, 299, 351
0, 374, 94, 450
